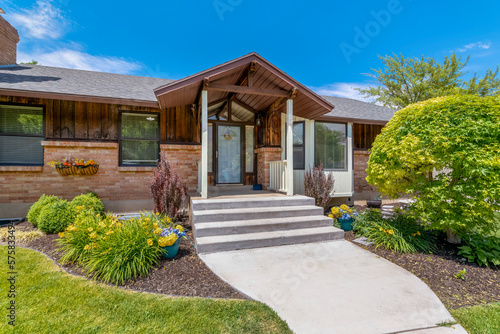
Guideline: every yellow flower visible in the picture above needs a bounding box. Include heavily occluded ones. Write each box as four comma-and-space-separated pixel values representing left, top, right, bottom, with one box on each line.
58, 232, 65, 238
175, 225, 184, 233
99, 221, 106, 228
155, 212, 159, 216
328, 214, 334, 218
158, 234, 177, 247
116, 222, 122, 228
167, 217, 172, 223
147, 239, 153, 246
340, 204, 349, 211
387, 229, 395, 235
87, 227, 93, 232
417, 231, 421, 236
84, 245, 91, 250
153, 222, 159, 229
154, 228, 163, 235
105, 230, 114, 235
90, 232, 97, 239
379, 227, 383, 232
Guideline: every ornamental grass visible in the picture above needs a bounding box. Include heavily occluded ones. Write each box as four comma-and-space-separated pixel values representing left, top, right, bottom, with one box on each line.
58, 211, 175, 285
354, 208, 437, 254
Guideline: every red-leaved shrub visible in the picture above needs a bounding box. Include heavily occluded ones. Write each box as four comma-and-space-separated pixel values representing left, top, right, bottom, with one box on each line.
304, 163, 335, 211
151, 155, 187, 219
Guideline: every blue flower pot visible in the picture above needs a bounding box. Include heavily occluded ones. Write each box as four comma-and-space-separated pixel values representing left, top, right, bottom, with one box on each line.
161, 238, 181, 259
338, 218, 354, 231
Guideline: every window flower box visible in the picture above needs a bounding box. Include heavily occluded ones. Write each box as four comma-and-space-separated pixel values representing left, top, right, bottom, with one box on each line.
51, 159, 99, 176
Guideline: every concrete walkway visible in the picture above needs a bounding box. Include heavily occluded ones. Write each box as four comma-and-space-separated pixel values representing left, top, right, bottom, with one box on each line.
200, 240, 467, 334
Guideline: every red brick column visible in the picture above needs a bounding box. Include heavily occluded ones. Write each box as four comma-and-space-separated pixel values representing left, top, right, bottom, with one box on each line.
255, 147, 283, 190
160, 144, 201, 192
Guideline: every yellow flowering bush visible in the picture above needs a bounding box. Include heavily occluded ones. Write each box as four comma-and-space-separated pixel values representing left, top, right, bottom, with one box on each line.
353, 208, 437, 253
58, 210, 175, 284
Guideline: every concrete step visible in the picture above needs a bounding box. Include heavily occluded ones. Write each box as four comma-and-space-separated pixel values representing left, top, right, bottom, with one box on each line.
196, 226, 344, 253
192, 205, 324, 223
191, 195, 314, 211
194, 215, 333, 237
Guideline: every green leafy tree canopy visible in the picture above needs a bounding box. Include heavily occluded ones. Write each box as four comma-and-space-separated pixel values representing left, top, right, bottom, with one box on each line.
358, 53, 500, 109
366, 95, 500, 236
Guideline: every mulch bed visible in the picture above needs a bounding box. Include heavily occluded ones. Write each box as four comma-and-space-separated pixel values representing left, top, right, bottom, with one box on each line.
9, 219, 246, 300
344, 230, 500, 309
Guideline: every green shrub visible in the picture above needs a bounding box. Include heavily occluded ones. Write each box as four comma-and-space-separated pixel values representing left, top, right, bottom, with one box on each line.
458, 234, 500, 267
58, 212, 169, 284
38, 200, 77, 234
85, 216, 162, 284
57, 208, 109, 264
27, 195, 59, 227
71, 193, 104, 215
367, 95, 500, 236
354, 209, 437, 253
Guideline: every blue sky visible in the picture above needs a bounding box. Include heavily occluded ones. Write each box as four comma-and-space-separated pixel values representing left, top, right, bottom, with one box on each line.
2, 0, 499, 100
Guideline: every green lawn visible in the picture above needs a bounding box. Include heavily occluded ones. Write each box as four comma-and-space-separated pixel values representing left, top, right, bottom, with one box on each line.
0, 246, 291, 334
450, 303, 500, 334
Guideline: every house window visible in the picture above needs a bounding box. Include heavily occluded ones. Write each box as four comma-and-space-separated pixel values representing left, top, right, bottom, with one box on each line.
293, 122, 305, 170
314, 122, 347, 170
120, 112, 160, 166
0, 104, 44, 166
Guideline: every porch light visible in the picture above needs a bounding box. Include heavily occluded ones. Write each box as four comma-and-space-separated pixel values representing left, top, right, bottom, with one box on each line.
255, 114, 263, 127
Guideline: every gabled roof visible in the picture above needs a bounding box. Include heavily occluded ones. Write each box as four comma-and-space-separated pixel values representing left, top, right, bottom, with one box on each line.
318, 96, 395, 124
0, 65, 173, 107
154, 52, 334, 119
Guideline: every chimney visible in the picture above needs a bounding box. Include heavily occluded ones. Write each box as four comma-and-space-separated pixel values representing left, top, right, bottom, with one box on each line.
0, 9, 20, 66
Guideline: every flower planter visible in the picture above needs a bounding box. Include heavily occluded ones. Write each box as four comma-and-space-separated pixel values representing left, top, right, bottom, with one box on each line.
78, 165, 99, 176
55, 165, 99, 176
160, 238, 181, 259
366, 200, 382, 208
56, 166, 78, 176
338, 218, 354, 231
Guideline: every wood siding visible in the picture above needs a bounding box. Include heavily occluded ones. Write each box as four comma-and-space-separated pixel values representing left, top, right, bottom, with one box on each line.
0, 95, 202, 144
353, 123, 384, 150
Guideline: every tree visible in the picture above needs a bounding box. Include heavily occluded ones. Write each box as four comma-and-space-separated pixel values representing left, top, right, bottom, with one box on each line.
357, 53, 500, 109
20, 59, 39, 65
366, 95, 500, 239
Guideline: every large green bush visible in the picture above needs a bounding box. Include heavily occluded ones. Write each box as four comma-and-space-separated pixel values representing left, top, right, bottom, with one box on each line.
27, 195, 59, 227
367, 95, 500, 236
38, 200, 77, 234
71, 193, 104, 215
458, 234, 500, 267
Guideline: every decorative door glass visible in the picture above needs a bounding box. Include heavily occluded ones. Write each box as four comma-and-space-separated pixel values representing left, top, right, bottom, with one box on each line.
217, 125, 241, 183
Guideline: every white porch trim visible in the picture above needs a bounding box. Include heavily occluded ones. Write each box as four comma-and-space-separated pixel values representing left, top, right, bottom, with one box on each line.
201, 90, 208, 199
286, 99, 294, 196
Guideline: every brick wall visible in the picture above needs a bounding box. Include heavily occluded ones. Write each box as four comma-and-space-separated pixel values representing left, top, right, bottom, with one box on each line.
353, 150, 377, 194
0, 142, 201, 207
160, 144, 201, 191
0, 16, 19, 65
255, 147, 283, 190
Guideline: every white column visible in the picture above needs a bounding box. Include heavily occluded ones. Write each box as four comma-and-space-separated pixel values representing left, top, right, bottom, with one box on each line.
286, 99, 294, 196
347, 123, 354, 194
201, 90, 208, 199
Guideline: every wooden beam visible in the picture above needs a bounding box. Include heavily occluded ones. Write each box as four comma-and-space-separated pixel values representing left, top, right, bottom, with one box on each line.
205, 83, 290, 97
232, 98, 260, 114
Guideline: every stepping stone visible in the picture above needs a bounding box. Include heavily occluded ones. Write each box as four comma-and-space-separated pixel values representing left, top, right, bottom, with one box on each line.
353, 237, 374, 246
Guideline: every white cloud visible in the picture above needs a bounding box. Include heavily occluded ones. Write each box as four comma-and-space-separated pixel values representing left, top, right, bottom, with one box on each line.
310, 82, 376, 102
18, 49, 142, 74
8, 0, 68, 39
456, 41, 491, 53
